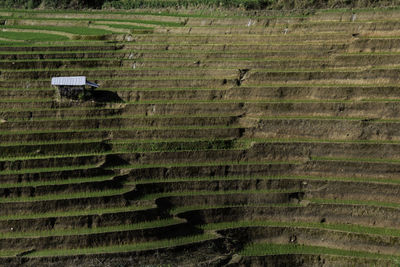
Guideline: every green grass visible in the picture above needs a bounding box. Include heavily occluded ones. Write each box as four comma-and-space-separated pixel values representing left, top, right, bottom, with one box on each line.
113, 141, 240, 153
312, 156, 400, 164
117, 99, 355, 105
0, 49, 322, 56
0, 41, 335, 52
0, 151, 109, 161
0, 41, 24, 46
310, 198, 400, 209
0, 41, 112, 47
4, 113, 238, 122
4, 65, 400, 73
109, 99, 400, 105
94, 19, 182, 27
215, 137, 400, 146
255, 115, 400, 123
0, 205, 154, 221
0, 56, 323, 63
201, 220, 400, 237
137, 189, 299, 201
319, 6, 400, 13
0, 164, 99, 175
246, 137, 400, 145
0, 218, 180, 238
2, 66, 142, 72
0, 137, 233, 147
0, 31, 68, 42
240, 243, 400, 260
0, 140, 243, 161
0, 137, 235, 155
113, 160, 299, 171
8, 135, 398, 149
0, 146, 249, 162
0, 25, 113, 35
0, 175, 114, 189
0, 138, 106, 147
0, 98, 52, 103
96, 23, 153, 30
0, 104, 118, 112
0, 188, 131, 203
246, 83, 400, 88
2, 97, 381, 106
171, 203, 302, 214
0, 57, 120, 62
0, 47, 314, 55
0, 250, 24, 257
2, 16, 184, 27
131, 174, 400, 186
111, 137, 235, 144
26, 234, 216, 257
257, 115, 368, 121
0, 49, 125, 55
0, 125, 245, 136
1, 66, 237, 72
131, 136, 400, 146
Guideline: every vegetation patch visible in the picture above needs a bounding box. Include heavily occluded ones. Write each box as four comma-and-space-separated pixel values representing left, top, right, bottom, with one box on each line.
240, 243, 400, 260
0, 188, 131, 203
171, 203, 302, 214
202, 220, 400, 237
0, 164, 99, 175
0, 31, 68, 42
26, 234, 216, 257
113, 160, 300, 170
137, 189, 300, 200
0, 218, 180, 238
0, 25, 114, 35
310, 198, 400, 209
0, 175, 114, 189
0, 205, 154, 221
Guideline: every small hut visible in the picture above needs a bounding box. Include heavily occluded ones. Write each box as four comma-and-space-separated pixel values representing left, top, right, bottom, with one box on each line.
51, 76, 99, 100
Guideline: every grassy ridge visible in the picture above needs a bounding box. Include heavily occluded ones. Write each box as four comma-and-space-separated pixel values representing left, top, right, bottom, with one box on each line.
26, 234, 216, 257
0, 218, 180, 238
0, 25, 114, 35
0, 164, 99, 175
171, 203, 302, 214
0, 31, 68, 42
0, 188, 131, 203
0, 205, 154, 221
310, 198, 400, 209
0, 175, 114, 188
137, 189, 299, 200
240, 243, 400, 260
202, 220, 400, 237
133, 174, 400, 186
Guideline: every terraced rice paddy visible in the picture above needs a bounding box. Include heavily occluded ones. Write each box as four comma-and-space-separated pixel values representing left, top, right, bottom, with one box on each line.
2, 6, 400, 266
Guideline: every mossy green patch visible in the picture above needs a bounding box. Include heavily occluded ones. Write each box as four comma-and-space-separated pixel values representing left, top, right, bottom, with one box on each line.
0, 31, 68, 42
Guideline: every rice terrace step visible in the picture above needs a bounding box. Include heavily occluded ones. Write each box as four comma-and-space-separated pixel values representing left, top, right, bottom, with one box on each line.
1, 0, 400, 266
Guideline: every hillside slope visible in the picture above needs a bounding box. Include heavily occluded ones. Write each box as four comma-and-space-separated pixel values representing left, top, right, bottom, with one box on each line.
1, 7, 400, 266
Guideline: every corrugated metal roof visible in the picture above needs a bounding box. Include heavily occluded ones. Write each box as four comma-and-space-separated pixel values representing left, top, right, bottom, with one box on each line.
51, 76, 99, 88
51, 76, 86, 86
